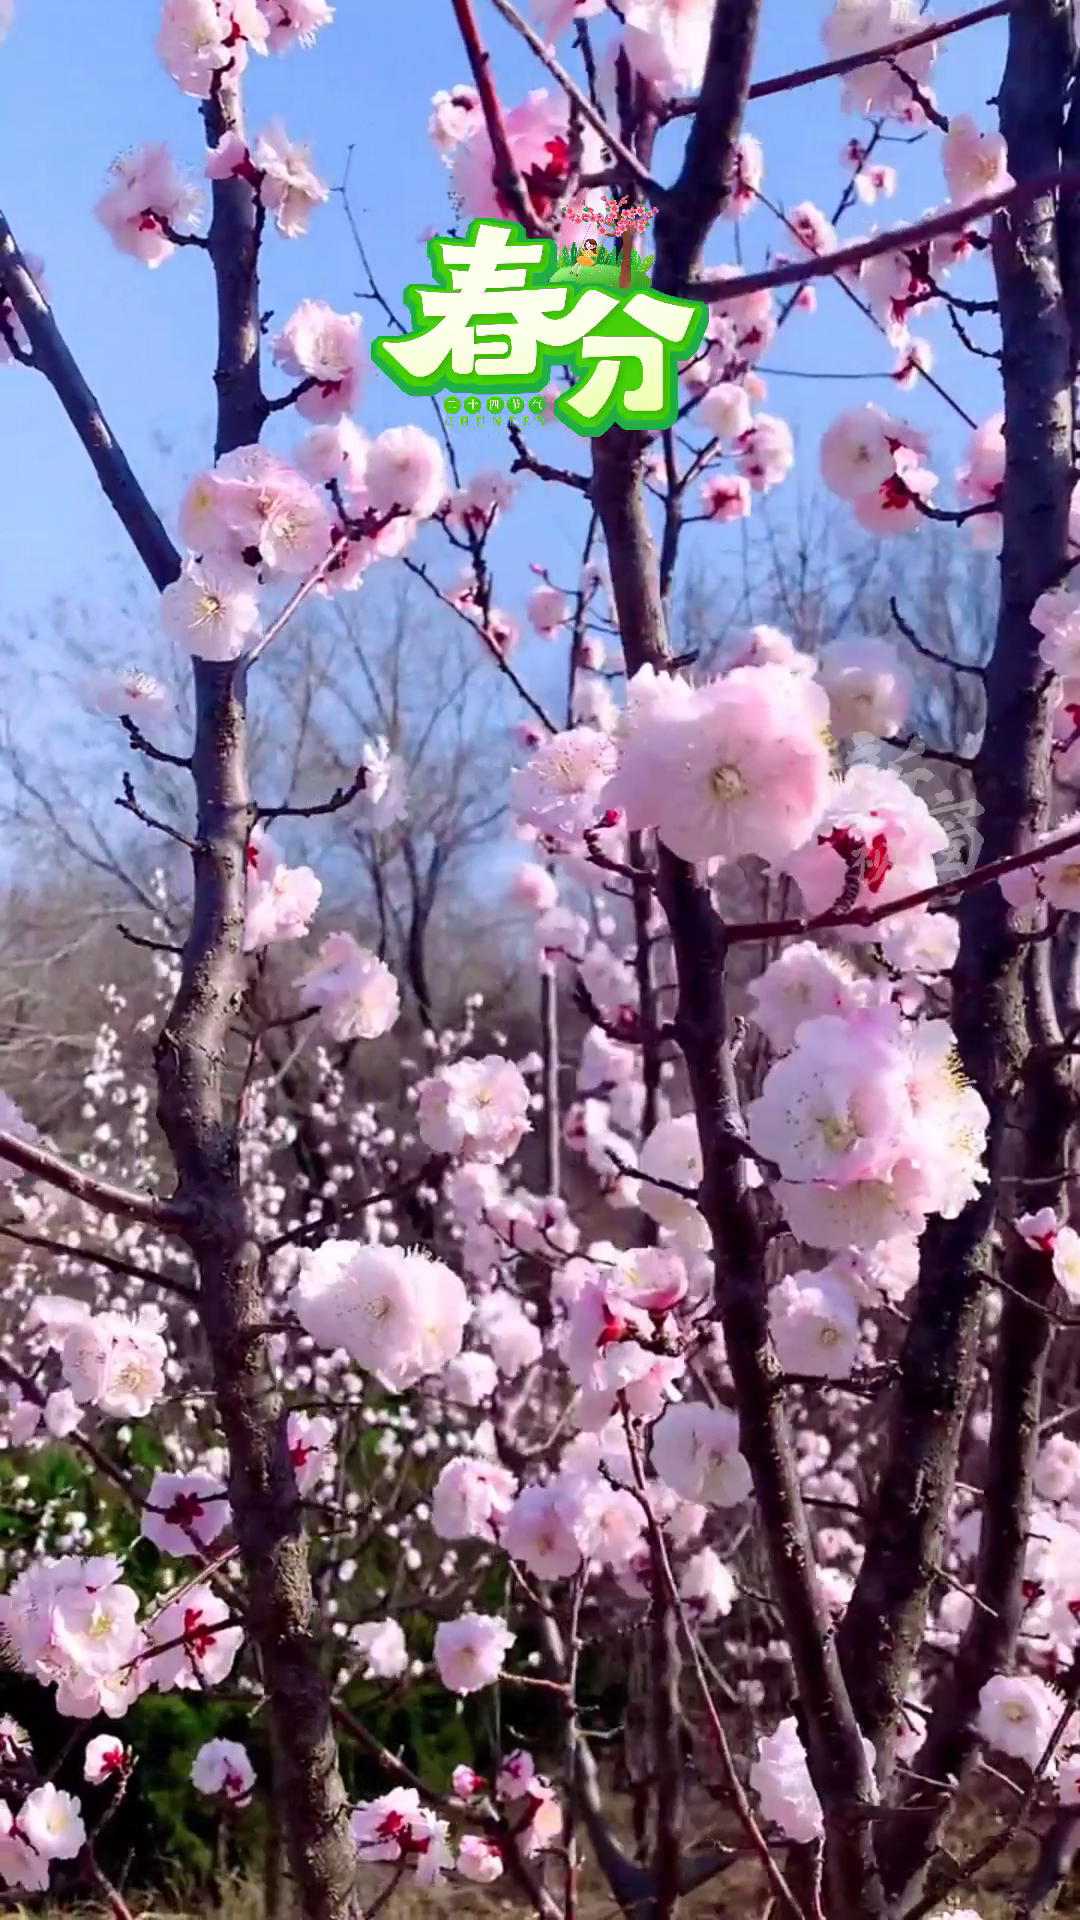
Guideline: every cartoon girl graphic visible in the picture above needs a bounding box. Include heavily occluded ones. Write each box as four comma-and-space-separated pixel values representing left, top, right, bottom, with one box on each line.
572, 236, 598, 275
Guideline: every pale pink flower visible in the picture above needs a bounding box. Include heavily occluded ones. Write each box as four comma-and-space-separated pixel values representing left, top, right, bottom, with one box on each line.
443, 1351, 499, 1405
651, 1401, 752, 1507
157, 0, 267, 96
446, 469, 515, 533
697, 380, 753, 442
747, 941, 875, 1054
503, 1483, 583, 1579
943, 114, 1013, 207
527, 584, 570, 636
18, 1785, 85, 1862
252, 120, 328, 236
191, 1739, 255, 1805
789, 201, 837, 256
362, 426, 447, 520
457, 1835, 504, 1882
205, 130, 249, 180
349, 1619, 409, 1679
822, 0, 935, 120
288, 1410, 335, 1494
746, 1005, 918, 1185
243, 837, 321, 950
700, 473, 751, 521
511, 726, 618, 840
749, 1718, 823, 1841
510, 863, 559, 912
679, 1547, 736, 1622
213, 453, 332, 578
1053, 1225, 1080, 1303
735, 414, 794, 492
273, 301, 364, 423
1035, 1433, 1080, 1504
879, 911, 960, 977
452, 1766, 483, 1800
820, 402, 903, 499
95, 143, 202, 266
351, 1790, 454, 1884
78, 667, 173, 726
784, 760, 948, 942
607, 661, 832, 867
356, 736, 407, 830
851, 455, 939, 534
429, 86, 483, 159
956, 412, 1004, 522
294, 418, 369, 488
433, 1456, 517, 1541
434, 1613, 516, 1694
160, 558, 260, 661
51, 1580, 141, 1680
143, 1584, 244, 1691
142, 1468, 230, 1556
721, 134, 764, 219
84, 1736, 127, 1785
977, 1673, 1062, 1767
62, 1307, 168, 1418
854, 162, 897, 204
623, 0, 714, 93
473, 1288, 543, 1373
298, 934, 400, 1041
290, 1242, 469, 1389
257, 0, 334, 51
818, 635, 913, 738
637, 1113, 704, 1235
769, 1271, 860, 1379
417, 1056, 531, 1163
530, 0, 604, 38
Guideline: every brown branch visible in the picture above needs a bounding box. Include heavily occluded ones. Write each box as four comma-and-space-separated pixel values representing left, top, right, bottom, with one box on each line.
258, 764, 368, 823
0, 209, 181, 591
448, 0, 550, 235
693, 170, 1080, 303
120, 714, 192, 767
0, 1129, 184, 1232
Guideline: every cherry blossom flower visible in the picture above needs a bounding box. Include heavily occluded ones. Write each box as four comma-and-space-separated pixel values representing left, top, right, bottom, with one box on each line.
272, 302, 364, 423
679, 1547, 737, 1622
417, 1056, 531, 1162
78, 667, 174, 726
429, 85, 483, 159
143, 1585, 243, 1691
623, 0, 714, 94
452, 90, 587, 234
527, 584, 570, 636
191, 1739, 255, 1805
61, 1307, 168, 1417
977, 1673, 1063, 1767
243, 834, 322, 951
457, 1835, 504, 1882
18, 1785, 85, 1862
749, 1718, 823, 1842
637, 1113, 704, 1236
1034, 1433, 1080, 1504
157, 0, 269, 96
142, 1468, 231, 1555
252, 120, 328, 236
818, 636, 913, 738
735, 414, 794, 493
291, 1242, 470, 1388
502, 1483, 583, 1579
747, 941, 877, 1054
942, 114, 1013, 206
700, 474, 751, 522
349, 1619, 409, 1679
287, 1411, 335, 1494
256, 0, 334, 51
84, 1735, 127, 1785
608, 661, 831, 867
160, 558, 260, 662
822, 0, 936, 121
783, 761, 949, 943
651, 1401, 753, 1507
351, 1789, 454, 1885
769, 1270, 861, 1379
363, 426, 447, 519
820, 402, 921, 500
95, 144, 202, 266
432, 1455, 517, 1541
298, 935, 400, 1041
697, 380, 753, 443
434, 1613, 516, 1693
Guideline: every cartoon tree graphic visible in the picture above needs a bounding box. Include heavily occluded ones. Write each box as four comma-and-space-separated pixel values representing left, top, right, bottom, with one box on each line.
562, 191, 657, 287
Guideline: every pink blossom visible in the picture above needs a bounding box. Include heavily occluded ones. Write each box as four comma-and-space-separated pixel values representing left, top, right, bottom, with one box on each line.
94, 144, 201, 266
769, 1270, 860, 1379
749, 1718, 823, 1842
818, 635, 913, 738
191, 1739, 255, 1805
205, 130, 249, 180
457, 1835, 504, 1882
272, 301, 364, 423
78, 667, 173, 726
977, 1673, 1062, 1767
84, 1736, 127, 1786
294, 418, 368, 488
252, 120, 328, 237
502, 1483, 583, 1579
434, 1613, 516, 1693
721, 134, 764, 220
942, 114, 1013, 207
623, 0, 714, 94
697, 380, 753, 443
510, 727, 618, 841
256, 0, 334, 51
156, 0, 265, 96
287, 1410, 335, 1494
141, 1468, 231, 1556
854, 163, 897, 204
290, 1242, 469, 1389
18, 1785, 85, 1862
298, 934, 400, 1041
433, 1456, 517, 1540
956, 412, 1004, 521
735, 414, 794, 492
700, 473, 751, 522
679, 1547, 736, 1622
364, 426, 447, 519
510, 863, 559, 912
788, 201, 837, 257
349, 1619, 409, 1679
446, 469, 515, 533
652, 1401, 752, 1507
243, 834, 321, 950
607, 661, 832, 867
822, 0, 936, 121
747, 941, 876, 1054
527, 584, 570, 636
452, 1766, 483, 1799
417, 1056, 531, 1162
61, 1307, 168, 1417
820, 402, 908, 500
351, 1790, 454, 1884
851, 454, 939, 534
452, 90, 580, 232
429, 85, 483, 158
160, 558, 260, 661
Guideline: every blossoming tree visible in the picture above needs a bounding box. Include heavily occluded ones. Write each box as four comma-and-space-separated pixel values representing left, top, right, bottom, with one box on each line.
5, 1, 1080, 1919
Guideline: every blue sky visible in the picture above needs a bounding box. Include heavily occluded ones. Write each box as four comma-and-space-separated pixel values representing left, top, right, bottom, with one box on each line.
0, 1, 1005, 649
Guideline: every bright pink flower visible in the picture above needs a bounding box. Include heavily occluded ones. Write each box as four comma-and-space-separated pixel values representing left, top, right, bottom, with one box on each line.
700, 473, 751, 521
94, 144, 201, 266
273, 301, 364, 422
452, 90, 579, 230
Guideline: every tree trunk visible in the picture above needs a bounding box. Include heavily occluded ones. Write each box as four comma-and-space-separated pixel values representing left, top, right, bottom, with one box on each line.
619, 236, 634, 287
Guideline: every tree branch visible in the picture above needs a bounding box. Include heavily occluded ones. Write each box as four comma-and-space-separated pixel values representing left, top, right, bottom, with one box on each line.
0, 1130, 184, 1232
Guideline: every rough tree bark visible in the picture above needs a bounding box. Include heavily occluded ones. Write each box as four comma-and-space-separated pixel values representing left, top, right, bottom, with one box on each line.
836, 4, 1076, 1849
590, 4, 884, 1912
152, 69, 357, 1920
